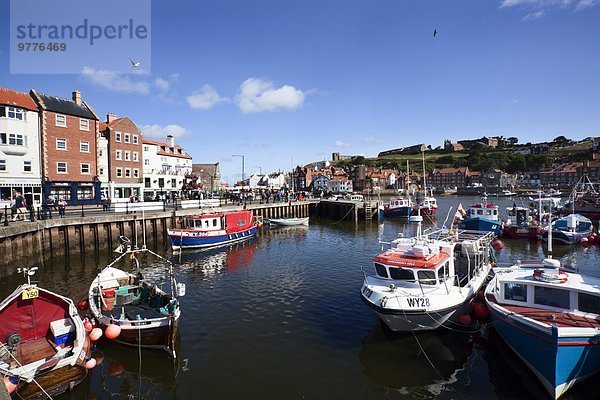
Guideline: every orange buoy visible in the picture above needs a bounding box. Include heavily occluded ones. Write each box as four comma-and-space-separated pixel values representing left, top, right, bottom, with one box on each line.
492, 239, 504, 251
89, 328, 103, 341
85, 358, 97, 369
105, 324, 122, 339
459, 314, 472, 326
83, 318, 93, 332
3, 376, 18, 394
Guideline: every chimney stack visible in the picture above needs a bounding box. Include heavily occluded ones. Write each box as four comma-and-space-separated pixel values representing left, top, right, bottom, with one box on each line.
106, 113, 118, 123
167, 134, 174, 147
72, 89, 82, 105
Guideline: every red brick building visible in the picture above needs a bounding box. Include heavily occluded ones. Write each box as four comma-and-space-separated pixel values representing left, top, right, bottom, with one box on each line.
428, 167, 469, 188
99, 114, 143, 200
30, 89, 100, 204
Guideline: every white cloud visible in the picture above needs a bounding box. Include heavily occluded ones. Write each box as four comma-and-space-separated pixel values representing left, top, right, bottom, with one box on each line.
154, 78, 170, 92
186, 84, 229, 110
140, 124, 192, 139
576, 0, 599, 10
523, 10, 545, 19
81, 66, 150, 95
235, 78, 306, 113
500, 0, 598, 16
335, 140, 350, 148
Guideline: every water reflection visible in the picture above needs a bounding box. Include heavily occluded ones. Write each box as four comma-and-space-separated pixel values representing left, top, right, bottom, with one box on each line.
175, 238, 260, 276
86, 343, 180, 400
359, 322, 473, 398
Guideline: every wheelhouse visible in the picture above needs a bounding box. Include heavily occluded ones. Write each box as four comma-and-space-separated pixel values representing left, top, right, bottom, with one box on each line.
372, 258, 451, 286
467, 204, 499, 220
183, 214, 223, 231
387, 197, 411, 208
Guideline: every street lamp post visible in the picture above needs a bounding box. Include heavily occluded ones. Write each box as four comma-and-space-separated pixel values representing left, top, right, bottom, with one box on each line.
232, 155, 245, 187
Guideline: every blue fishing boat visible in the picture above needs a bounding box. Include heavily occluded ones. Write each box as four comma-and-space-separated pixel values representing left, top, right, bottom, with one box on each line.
168, 210, 261, 250
542, 214, 593, 245
485, 259, 600, 399
459, 197, 502, 235
383, 197, 413, 218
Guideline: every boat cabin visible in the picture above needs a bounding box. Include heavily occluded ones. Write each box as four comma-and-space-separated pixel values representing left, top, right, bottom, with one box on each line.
506, 206, 531, 226
492, 267, 600, 318
345, 194, 364, 202
183, 214, 224, 231
373, 236, 491, 288
386, 197, 411, 209
467, 203, 499, 221
419, 197, 437, 208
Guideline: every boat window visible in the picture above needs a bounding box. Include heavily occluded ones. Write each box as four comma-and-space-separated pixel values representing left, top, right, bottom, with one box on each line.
578, 292, 600, 315
195, 220, 203, 228
438, 261, 449, 283
389, 267, 415, 280
213, 219, 218, 227
534, 286, 570, 309
374, 263, 388, 278
417, 270, 437, 285
504, 283, 527, 302
493, 210, 498, 216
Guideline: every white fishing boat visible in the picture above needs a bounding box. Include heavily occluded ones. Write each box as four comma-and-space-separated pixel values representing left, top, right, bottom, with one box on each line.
88, 237, 185, 357
268, 217, 309, 226
360, 227, 496, 332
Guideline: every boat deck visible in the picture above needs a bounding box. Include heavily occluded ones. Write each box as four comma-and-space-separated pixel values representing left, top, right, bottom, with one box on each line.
12, 337, 57, 366
487, 294, 600, 329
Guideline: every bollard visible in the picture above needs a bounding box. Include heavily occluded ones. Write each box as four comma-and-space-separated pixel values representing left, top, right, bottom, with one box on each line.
30, 207, 35, 222
81, 204, 85, 217
3, 205, 8, 226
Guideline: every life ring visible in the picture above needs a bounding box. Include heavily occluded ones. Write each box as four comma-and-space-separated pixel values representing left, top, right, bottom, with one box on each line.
533, 269, 568, 284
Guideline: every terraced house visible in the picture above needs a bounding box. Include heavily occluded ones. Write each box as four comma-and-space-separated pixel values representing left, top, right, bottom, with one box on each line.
0, 88, 42, 206
30, 89, 100, 205
98, 114, 144, 201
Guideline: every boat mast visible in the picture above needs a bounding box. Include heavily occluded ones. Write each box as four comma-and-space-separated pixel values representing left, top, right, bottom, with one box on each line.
548, 202, 553, 259
421, 150, 426, 201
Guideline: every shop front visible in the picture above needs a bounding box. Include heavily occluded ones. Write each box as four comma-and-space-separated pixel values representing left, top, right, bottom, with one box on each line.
42, 180, 101, 206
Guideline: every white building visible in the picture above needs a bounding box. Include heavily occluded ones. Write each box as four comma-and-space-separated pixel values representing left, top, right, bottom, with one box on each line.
328, 176, 353, 193
386, 172, 396, 188
0, 88, 42, 207
312, 174, 330, 191
267, 172, 286, 189
142, 135, 192, 199
97, 134, 109, 197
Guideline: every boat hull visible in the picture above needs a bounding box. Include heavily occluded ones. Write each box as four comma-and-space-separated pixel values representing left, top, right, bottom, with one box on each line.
417, 206, 438, 216
503, 225, 541, 240
542, 229, 592, 245
361, 296, 467, 331
383, 207, 413, 218
269, 217, 309, 226
14, 364, 87, 400
96, 317, 178, 353
168, 225, 259, 249
460, 217, 502, 235
488, 305, 600, 399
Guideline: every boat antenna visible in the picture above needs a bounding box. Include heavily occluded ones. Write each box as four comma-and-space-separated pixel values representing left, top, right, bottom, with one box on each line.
538, 189, 542, 225
421, 149, 427, 200
142, 208, 147, 250
548, 201, 553, 259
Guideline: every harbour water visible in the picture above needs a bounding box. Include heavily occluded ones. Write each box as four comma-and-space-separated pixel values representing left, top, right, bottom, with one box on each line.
1, 196, 598, 399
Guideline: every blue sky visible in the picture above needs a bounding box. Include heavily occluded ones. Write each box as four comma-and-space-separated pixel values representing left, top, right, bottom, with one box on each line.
1, 0, 599, 183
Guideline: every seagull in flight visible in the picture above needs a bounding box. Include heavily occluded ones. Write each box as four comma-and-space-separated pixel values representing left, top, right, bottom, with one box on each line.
128, 58, 141, 67
433, 29, 438, 37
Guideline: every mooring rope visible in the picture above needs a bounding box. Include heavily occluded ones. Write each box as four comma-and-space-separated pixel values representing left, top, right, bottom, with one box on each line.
0, 342, 54, 400
330, 204, 356, 225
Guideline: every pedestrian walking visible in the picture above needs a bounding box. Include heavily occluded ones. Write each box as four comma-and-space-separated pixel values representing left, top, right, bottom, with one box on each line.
58, 197, 67, 218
